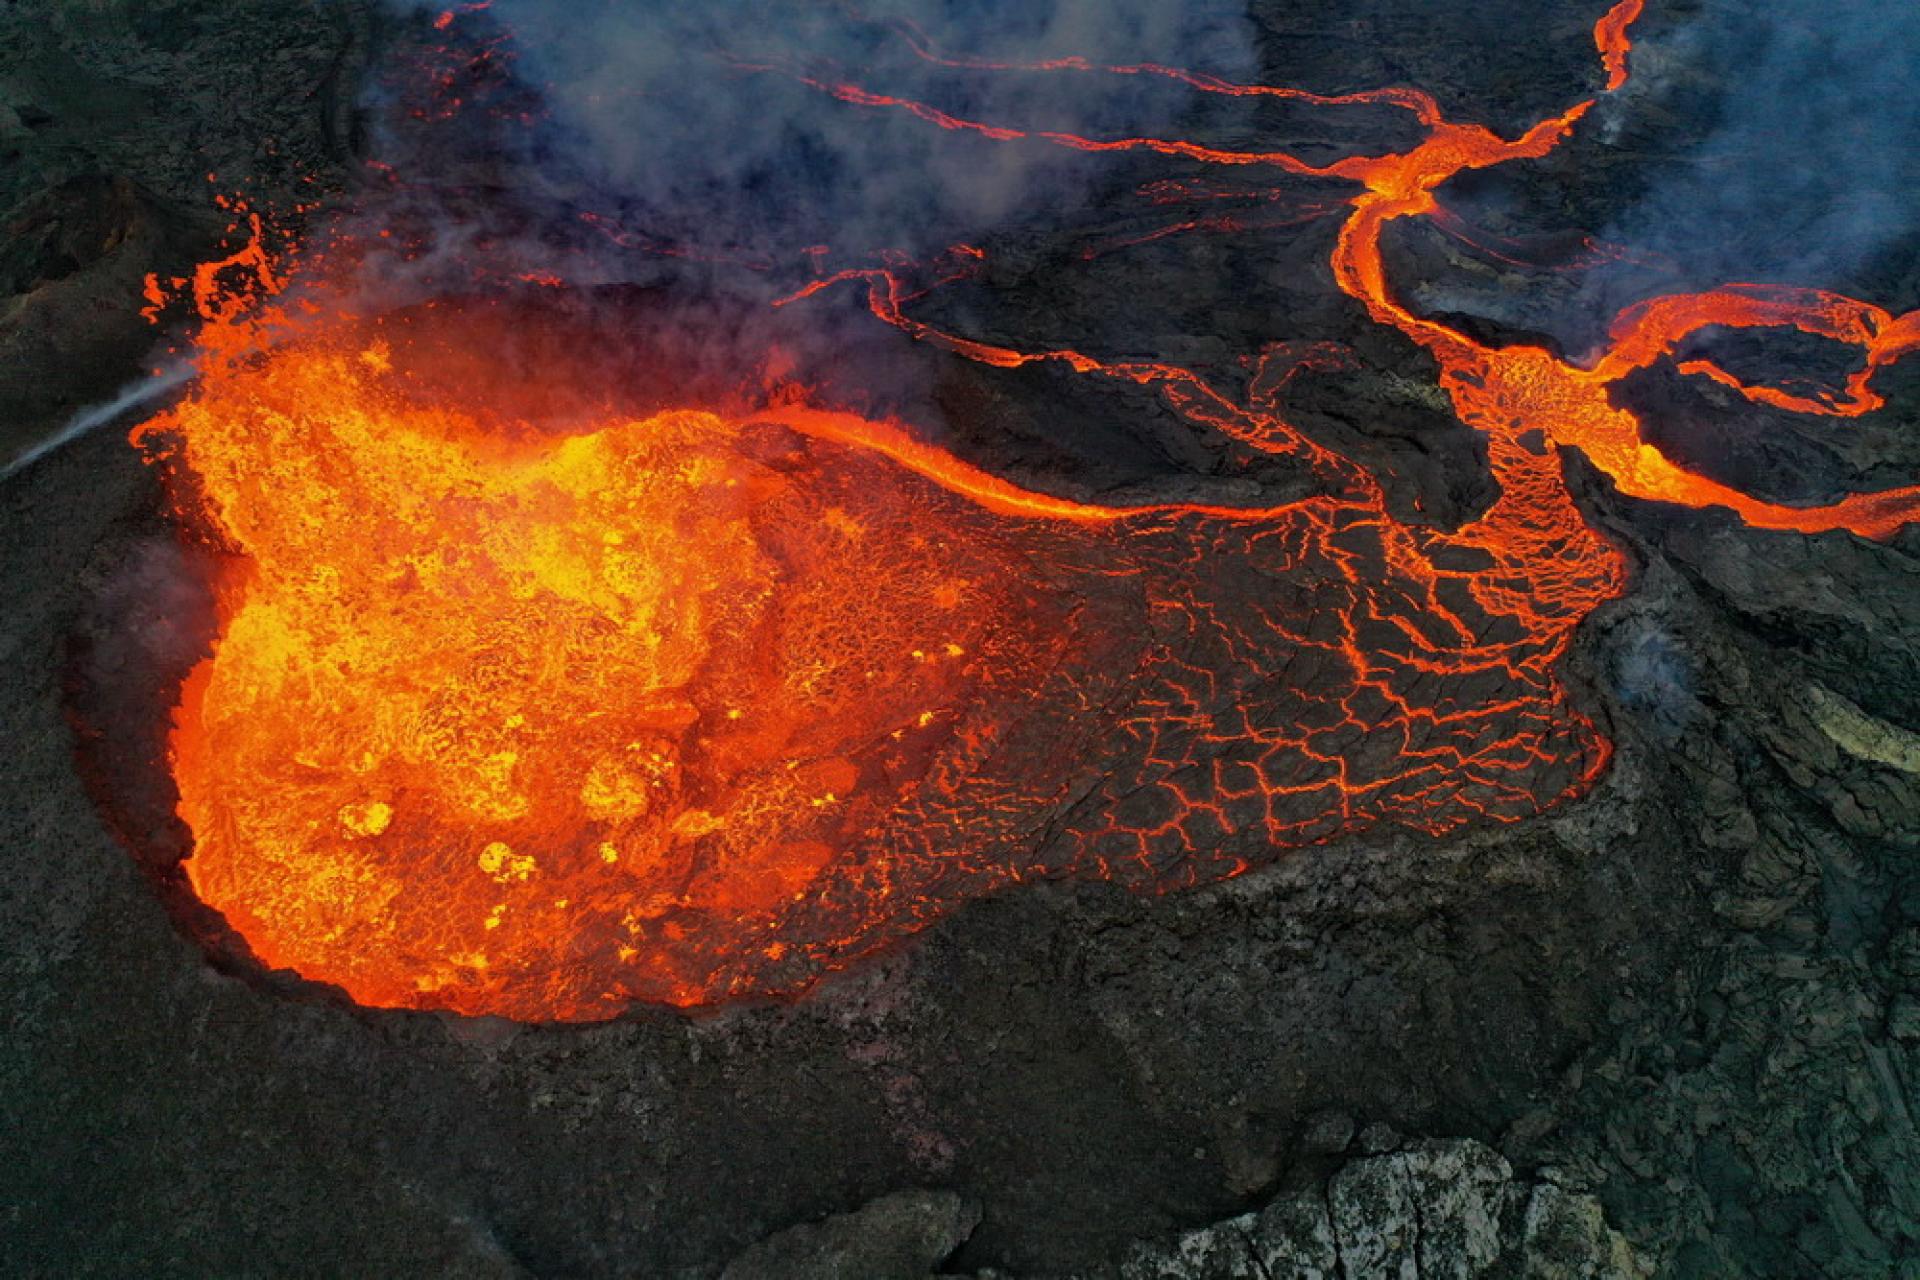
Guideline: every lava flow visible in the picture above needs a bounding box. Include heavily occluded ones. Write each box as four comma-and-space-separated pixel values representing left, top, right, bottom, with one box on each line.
127, 0, 1919, 1021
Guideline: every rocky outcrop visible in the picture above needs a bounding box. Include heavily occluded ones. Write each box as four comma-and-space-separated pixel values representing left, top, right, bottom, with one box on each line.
720, 1191, 981, 1280
1114, 1141, 1644, 1280
722, 1143, 1644, 1279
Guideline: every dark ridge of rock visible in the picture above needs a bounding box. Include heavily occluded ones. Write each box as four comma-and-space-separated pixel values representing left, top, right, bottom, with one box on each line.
732, 1142, 1645, 1278
0, 174, 204, 464
720, 1190, 981, 1280
1111, 1140, 1645, 1279
0, 0, 372, 465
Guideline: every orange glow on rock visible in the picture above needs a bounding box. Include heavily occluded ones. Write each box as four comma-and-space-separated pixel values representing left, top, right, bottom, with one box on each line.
130, 0, 1919, 1020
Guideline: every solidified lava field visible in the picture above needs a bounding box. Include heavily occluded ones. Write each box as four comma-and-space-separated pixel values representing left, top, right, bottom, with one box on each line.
5, 0, 1920, 1276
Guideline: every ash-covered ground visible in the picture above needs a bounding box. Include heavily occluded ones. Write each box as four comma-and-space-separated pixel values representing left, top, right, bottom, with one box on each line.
3, 1, 1918, 1276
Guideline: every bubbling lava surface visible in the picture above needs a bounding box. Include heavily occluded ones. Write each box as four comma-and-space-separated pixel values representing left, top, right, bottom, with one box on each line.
132, 0, 1919, 1020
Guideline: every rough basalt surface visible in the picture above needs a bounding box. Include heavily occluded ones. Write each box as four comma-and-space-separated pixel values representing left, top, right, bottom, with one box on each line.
713, 1142, 1646, 1277
4, 1, 1919, 1277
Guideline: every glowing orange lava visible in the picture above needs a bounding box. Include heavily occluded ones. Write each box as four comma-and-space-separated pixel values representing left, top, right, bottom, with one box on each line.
154, 340, 1067, 1015
134, 0, 1919, 1019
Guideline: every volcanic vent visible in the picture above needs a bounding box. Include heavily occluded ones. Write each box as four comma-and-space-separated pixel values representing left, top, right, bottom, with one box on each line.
108, 0, 1919, 1023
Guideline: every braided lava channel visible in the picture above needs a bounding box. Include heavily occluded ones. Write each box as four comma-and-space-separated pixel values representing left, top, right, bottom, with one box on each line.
118, 0, 1919, 1021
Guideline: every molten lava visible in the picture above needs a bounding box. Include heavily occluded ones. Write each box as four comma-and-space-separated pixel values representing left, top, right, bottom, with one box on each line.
156, 339, 1068, 1015
130, 0, 1919, 1020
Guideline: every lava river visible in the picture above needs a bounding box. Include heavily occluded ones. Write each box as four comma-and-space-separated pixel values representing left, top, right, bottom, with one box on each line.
130, 0, 1919, 1020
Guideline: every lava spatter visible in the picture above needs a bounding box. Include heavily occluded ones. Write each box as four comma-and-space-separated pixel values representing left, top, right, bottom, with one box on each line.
131, 0, 1919, 1020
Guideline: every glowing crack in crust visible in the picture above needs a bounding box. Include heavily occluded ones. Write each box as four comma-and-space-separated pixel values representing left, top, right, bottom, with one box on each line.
136, 0, 1919, 1020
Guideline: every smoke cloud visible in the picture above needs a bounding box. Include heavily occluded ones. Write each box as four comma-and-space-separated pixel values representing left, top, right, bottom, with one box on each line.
1598, 0, 1920, 298
363, 0, 1255, 295
0, 362, 192, 480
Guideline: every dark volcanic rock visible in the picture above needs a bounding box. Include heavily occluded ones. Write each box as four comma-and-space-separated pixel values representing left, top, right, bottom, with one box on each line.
0, 0, 369, 465
1112, 1140, 1645, 1278
4, 1, 1920, 1278
0, 175, 205, 465
720, 1190, 980, 1280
